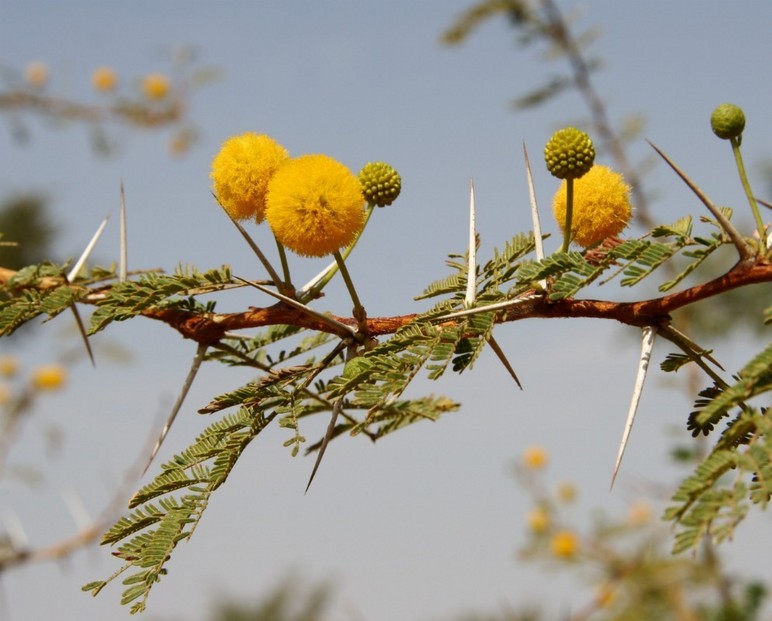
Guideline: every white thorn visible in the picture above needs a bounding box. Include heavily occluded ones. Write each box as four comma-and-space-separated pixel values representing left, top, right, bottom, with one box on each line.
234, 276, 356, 336
432, 294, 542, 322
62, 489, 91, 530
2, 512, 29, 548
119, 181, 128, 282
523, 143, 547, 288
465, 179, 477, 308
301, 259, 337, 293
67, 215, 110, 282
611, 326, 657, 489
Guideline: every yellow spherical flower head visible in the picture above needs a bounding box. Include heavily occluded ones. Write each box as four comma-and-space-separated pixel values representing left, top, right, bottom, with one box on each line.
556, 481, 577, 503
552, 165, 632, 248
0, 356, 19, 378
266, 154, 365, 257
31, 364, 67, 391
142, 73, 170, 100
92, 66, 118, 92
25, 61, 49, 88
211, 133, 290, 222
550, 530, 579, 559
522, 445, 548, 470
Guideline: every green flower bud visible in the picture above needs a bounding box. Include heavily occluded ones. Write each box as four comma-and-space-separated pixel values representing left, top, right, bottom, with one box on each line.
710, 103, 745, 140
358, 161, 402, 207
544, 127, 595, 180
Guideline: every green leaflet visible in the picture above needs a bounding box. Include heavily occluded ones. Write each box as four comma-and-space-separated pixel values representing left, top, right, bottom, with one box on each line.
89, 406, 271, 611
89, 265, 233, 334
0, 262, 82, 336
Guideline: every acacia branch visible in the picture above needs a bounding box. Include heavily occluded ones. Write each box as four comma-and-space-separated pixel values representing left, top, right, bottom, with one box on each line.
1, 258, 769, 345
141, 258, 771, 343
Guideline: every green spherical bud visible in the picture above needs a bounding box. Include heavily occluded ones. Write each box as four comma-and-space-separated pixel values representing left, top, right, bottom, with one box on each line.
544, 127, 595, 180
358, 161, 402, 207
710, 103, 746, 140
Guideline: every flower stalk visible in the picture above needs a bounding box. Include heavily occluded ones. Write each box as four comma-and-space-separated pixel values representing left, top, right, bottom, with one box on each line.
729, 137, 766, 248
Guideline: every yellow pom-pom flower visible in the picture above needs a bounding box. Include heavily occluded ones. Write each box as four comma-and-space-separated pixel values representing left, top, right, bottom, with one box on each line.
24, 61, 49, 88
522, 445, 548, 470
91, 66, 118, 92
141, 73, 170, 100
550, 530, 579, 559
265, 154, 365, 257
552, 165, 632, 248
211, 133, 290, 222
0, 356, 19, 378
30, 364, 67, 391
556, 482, 577, 503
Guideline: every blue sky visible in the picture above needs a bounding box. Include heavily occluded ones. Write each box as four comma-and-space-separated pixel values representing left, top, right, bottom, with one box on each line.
2, 2, 772, 620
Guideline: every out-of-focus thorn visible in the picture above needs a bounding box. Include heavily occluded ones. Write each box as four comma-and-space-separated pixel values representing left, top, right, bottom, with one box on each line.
143, 343, 208, 475
70, 304, 95, 367
62, 489, 91, 531
2, 512, 29, 549
611, 326, 657, 489
487, 335, 523, 390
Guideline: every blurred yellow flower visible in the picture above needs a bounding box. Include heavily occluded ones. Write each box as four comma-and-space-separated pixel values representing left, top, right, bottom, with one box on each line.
211, 133, 290, 222
31, 364, 67, 391
169, 131, 192, 157
556, 482, 577, 503
527, 507, 550, 533
595, 583, 616, 607
550, 530, 579, 558
627, 501, 652, 526
552, 165, 632, 248
522, 446, 548, 470
25, 61, 49, 88
0, 356, 19, 378
141, 73, 170, 100
91, 66, 118, 92
265, 154, 365, 257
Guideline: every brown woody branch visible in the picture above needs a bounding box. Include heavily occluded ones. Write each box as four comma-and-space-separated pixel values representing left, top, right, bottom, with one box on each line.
2, 258, 769, 345
131, 258, 772, 344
